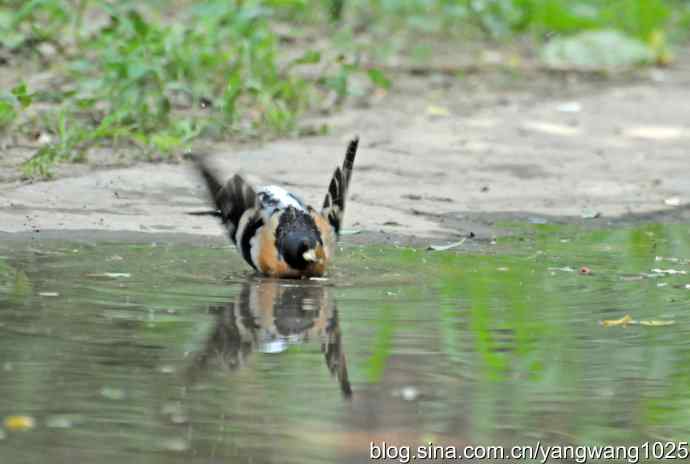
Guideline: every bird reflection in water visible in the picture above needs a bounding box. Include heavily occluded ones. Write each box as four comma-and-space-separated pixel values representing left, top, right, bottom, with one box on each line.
188, 278, 352, 398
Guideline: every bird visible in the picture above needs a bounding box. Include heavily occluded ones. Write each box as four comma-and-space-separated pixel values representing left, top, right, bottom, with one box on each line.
193, 137, 359, 278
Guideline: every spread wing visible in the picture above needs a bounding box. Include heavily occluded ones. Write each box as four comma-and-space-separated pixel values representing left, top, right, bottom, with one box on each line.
193, 156, 258, 243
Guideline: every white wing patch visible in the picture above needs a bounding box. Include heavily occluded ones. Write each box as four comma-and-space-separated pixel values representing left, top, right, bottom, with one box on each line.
249, 231, 261, 270
257, 185, 306, 215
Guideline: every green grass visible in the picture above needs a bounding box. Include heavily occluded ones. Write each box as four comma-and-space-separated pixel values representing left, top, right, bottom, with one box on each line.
2, 0, 379, 177
2, 0, 689, 178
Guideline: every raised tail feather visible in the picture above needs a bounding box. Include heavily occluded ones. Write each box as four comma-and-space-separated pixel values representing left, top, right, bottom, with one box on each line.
193, 156, 257, 243
322, 136, 359, 235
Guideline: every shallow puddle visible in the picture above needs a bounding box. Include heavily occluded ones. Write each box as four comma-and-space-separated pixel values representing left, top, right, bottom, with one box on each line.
1, 224, 689, 463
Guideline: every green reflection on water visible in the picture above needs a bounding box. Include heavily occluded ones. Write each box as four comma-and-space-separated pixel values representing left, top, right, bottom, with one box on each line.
0, 222, 689, 462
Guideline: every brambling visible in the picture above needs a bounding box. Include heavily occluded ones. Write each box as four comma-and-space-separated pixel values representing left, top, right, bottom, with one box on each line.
194, 137, 359, 278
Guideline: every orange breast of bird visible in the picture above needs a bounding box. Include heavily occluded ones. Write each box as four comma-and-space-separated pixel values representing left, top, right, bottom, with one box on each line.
257, 226, 292, 277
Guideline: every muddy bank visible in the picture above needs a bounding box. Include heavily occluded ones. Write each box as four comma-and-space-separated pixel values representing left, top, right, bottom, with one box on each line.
2, 62, 690, 244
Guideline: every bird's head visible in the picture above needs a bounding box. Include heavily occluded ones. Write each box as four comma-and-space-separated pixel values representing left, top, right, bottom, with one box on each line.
276, 207, 325, 274
282, 232, 323, 271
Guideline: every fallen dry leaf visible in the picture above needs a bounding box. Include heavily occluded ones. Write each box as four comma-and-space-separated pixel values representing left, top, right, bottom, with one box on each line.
638, 320, 676, 327
522, 121, 580, 136
426, 105, 450, 117
4, 415, 35, 431
600, 314, 675, 328
600, 314, 633, 327
625, 127, 687, 141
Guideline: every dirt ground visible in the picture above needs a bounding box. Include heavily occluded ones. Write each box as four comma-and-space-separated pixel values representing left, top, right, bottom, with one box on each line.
2, 54, 690, 244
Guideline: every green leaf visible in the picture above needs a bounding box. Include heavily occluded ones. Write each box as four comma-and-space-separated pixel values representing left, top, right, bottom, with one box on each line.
151, 131, 183, 153
367, 68, 391, 90
291, 50, 321, 66
0, 100, 16, 128
11, 82, 32, 108
223, 72, 243, 117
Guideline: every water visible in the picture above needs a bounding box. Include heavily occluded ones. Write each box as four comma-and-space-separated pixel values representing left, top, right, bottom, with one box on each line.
1, 223, 689, 463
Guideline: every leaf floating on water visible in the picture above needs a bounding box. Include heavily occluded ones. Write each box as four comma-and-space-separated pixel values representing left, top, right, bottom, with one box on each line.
38, 292, 59, 297
4, 415, 35, 431
427, 238, 466, 252
600, 314, 675, 328
86, 273, 131, 279
159, 437, 190, 452
548, 266, 575, 273
158, 365, 175, 374
655, 255, 682, 263
45, 414, 82, 429
100, 386, 126, 400
638, 320, 675, 327
600, 314, 633, 328
651, 268, 687, 275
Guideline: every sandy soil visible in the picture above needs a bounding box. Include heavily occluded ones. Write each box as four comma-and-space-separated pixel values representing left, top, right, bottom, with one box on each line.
2, 55, 690, 244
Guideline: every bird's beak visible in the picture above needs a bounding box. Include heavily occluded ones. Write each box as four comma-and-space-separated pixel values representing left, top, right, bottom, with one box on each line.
302, 249, 318, 262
